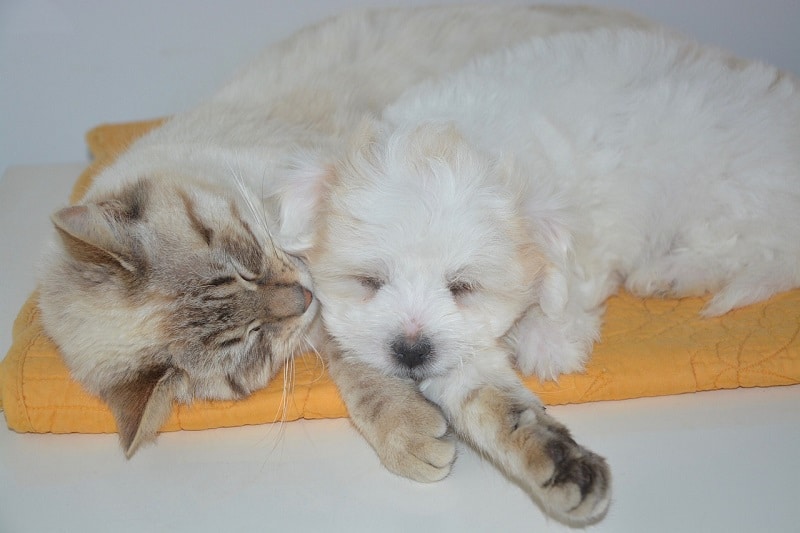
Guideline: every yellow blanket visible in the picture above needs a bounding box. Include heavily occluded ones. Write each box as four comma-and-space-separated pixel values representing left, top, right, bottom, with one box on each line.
2, 120, 799, 434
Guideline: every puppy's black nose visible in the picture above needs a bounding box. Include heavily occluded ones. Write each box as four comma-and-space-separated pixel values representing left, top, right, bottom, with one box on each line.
391, 336, 433, 369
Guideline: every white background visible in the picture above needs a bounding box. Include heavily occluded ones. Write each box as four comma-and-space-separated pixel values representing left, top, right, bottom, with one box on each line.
2, 2, 800, 532
2, 0, 800, 175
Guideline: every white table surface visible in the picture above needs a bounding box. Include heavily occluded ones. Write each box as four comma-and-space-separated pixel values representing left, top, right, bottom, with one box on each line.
1, 164, 798, 533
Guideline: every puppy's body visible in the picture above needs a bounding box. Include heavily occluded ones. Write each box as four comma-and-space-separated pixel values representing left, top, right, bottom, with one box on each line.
312, 29, 799, 524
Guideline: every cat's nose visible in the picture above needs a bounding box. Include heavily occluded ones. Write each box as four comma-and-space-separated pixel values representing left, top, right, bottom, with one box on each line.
262, 283, 313, 319
391, 335, 433, 369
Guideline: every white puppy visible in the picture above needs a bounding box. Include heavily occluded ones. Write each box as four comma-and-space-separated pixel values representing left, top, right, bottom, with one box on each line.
306, 29, 800, 525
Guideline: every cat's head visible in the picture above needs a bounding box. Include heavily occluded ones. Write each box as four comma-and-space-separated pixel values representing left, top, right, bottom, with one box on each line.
38, 176, 318, 457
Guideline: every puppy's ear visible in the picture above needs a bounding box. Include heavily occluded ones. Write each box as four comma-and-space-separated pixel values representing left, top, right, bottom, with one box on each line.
406, 121, 476, 171
409, 121, 468, 164
537, 267, 569, 318
341, 115, 386, 180
100, 365, 186, 458
514, 221, 570, 320
524, 193, 576, 319
348, 115, 382, 154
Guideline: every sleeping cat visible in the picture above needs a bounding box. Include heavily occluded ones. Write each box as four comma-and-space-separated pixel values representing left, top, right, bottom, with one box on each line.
36, 4, 651, 476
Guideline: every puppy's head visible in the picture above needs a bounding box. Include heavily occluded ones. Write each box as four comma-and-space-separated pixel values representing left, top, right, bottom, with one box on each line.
310, 120, 550, 380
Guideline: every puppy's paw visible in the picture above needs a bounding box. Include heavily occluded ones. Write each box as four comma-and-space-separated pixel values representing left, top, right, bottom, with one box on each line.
330, 355, 456, 483
513, 310, 595, 381
510, 407, 610, 526
374, 396, 456, 482
538, 430, 611, 525
626, 254, 720, 299
453, 382, 610, 524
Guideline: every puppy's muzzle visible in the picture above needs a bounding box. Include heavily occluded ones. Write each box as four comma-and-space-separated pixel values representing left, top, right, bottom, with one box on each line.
391, 335, 433, 370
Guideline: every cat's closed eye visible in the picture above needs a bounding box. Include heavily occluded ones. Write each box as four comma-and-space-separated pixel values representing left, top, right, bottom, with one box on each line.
246, 322, 263, 337
229, 257, 264, 286
235, 270, 262, 286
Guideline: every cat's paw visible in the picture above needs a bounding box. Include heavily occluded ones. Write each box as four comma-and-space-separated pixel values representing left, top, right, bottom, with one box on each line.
372, 396, 456, 482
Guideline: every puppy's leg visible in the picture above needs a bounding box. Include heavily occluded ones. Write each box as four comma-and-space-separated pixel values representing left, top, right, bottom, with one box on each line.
512, 305, 601, 381
702, 264, 800, 316
326, 345, 456, 482
626, 250, 800, 316
422, 362, 610, 526
626, 251, 725, 299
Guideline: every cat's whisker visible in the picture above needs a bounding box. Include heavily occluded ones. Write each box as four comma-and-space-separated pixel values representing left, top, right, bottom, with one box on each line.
279, 357, 289, 422
255, 358, 294, 466
258, 170, 278, 246
227, 162, 279, 257
301, 335, 327, 384
284, 355, 295, 421
267, 349, 293, 426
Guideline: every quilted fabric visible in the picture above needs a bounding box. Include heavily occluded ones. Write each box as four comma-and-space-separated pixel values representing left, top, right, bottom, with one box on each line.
1, 120, 798, 434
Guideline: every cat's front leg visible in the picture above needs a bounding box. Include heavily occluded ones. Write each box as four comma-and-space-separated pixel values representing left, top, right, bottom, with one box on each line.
421, 363, 610, 526
325, 344, 456, 482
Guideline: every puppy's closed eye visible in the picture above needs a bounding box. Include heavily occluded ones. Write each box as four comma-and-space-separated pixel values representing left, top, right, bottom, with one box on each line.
448, 279, 478, 298
356, 275, 386, 292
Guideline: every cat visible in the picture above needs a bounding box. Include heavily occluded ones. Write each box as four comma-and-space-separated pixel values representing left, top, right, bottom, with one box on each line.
36, 4, 652, 473
302, 29, 799, 525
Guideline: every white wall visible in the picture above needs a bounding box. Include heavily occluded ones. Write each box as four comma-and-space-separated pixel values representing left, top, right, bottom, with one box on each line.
2, 0, 799, 176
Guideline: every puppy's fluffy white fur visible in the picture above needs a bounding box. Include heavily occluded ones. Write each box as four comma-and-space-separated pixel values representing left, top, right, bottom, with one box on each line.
311, 29, 800, 386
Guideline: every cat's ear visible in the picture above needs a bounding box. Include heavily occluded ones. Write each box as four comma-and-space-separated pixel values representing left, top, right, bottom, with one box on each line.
51, 203, 141, 273
273, 115, 380, 254
100, 365, 186, 458
274, 156, 337, 255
